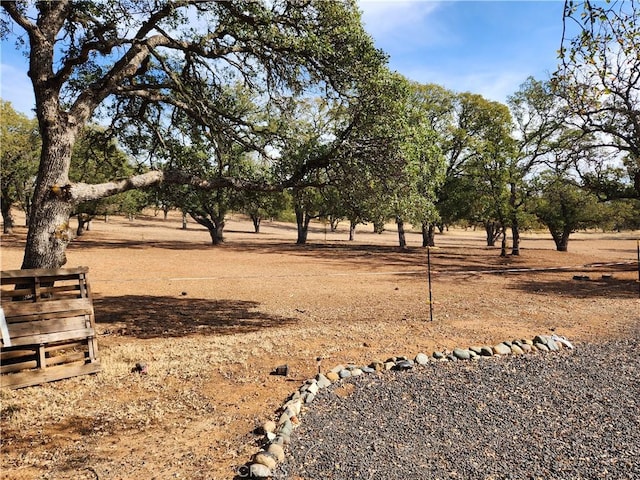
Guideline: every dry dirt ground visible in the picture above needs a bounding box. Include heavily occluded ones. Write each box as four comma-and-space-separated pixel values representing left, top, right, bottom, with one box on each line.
1, 212, 639, 480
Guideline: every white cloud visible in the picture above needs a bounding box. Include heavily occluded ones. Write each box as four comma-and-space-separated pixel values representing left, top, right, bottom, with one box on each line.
399, 64, 527, 103
0, 62, 35, 117
358, 1, 450, 49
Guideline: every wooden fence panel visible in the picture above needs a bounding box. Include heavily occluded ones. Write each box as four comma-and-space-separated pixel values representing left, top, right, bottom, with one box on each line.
1, 267, 100, 389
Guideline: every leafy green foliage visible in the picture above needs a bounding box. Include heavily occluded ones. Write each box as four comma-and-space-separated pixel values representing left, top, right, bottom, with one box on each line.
555, 0, 640, 198
0, 100, 40, 232
70, 126, 150, 232
531, 171, 603, 251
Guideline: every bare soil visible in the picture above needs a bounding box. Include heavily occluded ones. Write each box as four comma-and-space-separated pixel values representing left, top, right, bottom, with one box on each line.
1, 212, 638, 480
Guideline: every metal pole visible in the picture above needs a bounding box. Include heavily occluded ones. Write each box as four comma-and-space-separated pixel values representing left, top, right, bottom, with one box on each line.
427, 246, 433, 321
637, 240, 640, 299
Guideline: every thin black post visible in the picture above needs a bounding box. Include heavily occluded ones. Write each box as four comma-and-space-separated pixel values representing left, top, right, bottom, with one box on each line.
427, 246, 433, 321
637, 240, 640, 299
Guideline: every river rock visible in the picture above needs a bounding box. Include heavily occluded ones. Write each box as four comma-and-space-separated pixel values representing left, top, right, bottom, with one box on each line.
361, 366, 376, 374
338, 369, 352, 379
480, 346, 494, 356
546, 338, 559, 351
511, 345, 524, 355
493, 343, 512, 355
415, 353, 430, 365
249, 462, 272, 478
262, 420, 276, 434
469, 346, 483, 355
370, 360, 384, 372
326, 371, 339, 382
307, 382, 319, 395
267, 443, 285, 462
350, 368, 363, 377
552, 335, 574, 349
393, 360, 413, 371
316, 373, 331, 389
254, 451, 278, 470
284, 399, 302, 416
330, 364, 345, 374
453, 348, 471, 360
432, 351, 445, 360
533, 335, 550, 346
535, 343, 549, 352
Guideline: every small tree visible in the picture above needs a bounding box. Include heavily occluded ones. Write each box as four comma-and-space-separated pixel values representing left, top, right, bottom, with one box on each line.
531, 171, 601, 251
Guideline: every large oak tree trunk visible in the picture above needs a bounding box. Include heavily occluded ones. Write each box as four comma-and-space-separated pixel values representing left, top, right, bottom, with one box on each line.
191, 214, 225, 245
22, 124, 78, 269
251, 214, 261, 233
550, 226, 571, 252
2, 197, 15, 234
295, 207, 311, 245
397, 217, 407, 249
421, 222, 435, 247
500, 227, 507, 257
484, 221, 500, 247
349, 219, 357, 241
511, 220, 521, 256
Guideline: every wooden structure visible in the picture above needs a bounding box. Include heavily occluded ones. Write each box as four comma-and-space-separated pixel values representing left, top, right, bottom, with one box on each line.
1, 267, 100, 389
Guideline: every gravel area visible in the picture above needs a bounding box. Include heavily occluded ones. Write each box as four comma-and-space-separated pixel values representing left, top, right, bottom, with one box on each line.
274, 341, 640, 480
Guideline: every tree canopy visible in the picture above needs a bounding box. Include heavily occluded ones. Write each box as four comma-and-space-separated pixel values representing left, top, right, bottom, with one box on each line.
555, 0, 640, 198
1, 0, 389, 268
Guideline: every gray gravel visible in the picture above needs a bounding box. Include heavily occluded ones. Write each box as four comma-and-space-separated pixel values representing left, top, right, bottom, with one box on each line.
274, 341, 639, 480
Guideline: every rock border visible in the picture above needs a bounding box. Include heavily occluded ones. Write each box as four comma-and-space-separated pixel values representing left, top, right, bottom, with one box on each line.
240, 334, 574, 479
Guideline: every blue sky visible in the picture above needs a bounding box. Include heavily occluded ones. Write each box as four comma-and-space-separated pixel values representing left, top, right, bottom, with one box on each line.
358, 1, 566, 102
0, 1, 566, 116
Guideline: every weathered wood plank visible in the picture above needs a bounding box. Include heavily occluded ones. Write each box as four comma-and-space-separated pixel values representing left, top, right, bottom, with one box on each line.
1, 359, 39, 374
1, 361, 101, 389
4, 309, 91, 326
1, 287, 35, 299
8, 328, 96, 347
37, 284, 82, 296
1, 298, 93, 319
46, 351, 87, 367
1, 267, 99, 387
45, 341, 85, 353
1, 267, 89, 280
1, 347, 38, 361
8, 316, 88, 339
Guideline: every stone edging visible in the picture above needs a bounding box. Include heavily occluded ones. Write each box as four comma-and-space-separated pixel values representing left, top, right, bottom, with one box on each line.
240, 334, 574, 479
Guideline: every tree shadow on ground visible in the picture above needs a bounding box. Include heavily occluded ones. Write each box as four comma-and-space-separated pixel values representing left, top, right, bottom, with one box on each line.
93, 295, 297, 338
508, 273, 638, 299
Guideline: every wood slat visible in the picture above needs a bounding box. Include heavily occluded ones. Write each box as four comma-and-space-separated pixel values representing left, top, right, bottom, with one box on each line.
8, 316, 88, 340
1, 359, 38, 374
1, 298, 93, 319
46, 351, 87, 367
1, 267, 89, 280
8, 328, 96, 347
1, 267, 98, 388
4, 309, 91, 326
1, 347, 38, 361
45, 341, 85, 353
37, 284, 82, 296
1, 287, 36, 299
0, 361, 101, 389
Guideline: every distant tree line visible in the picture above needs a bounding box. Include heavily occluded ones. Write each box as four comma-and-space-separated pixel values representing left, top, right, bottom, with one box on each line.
0, 0, 638, 267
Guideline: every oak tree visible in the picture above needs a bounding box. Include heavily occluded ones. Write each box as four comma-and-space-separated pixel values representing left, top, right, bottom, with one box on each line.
1, 0, 385, 268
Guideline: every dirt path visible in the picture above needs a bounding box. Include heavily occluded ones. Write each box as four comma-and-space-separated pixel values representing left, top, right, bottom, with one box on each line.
1, 213, 638, 479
